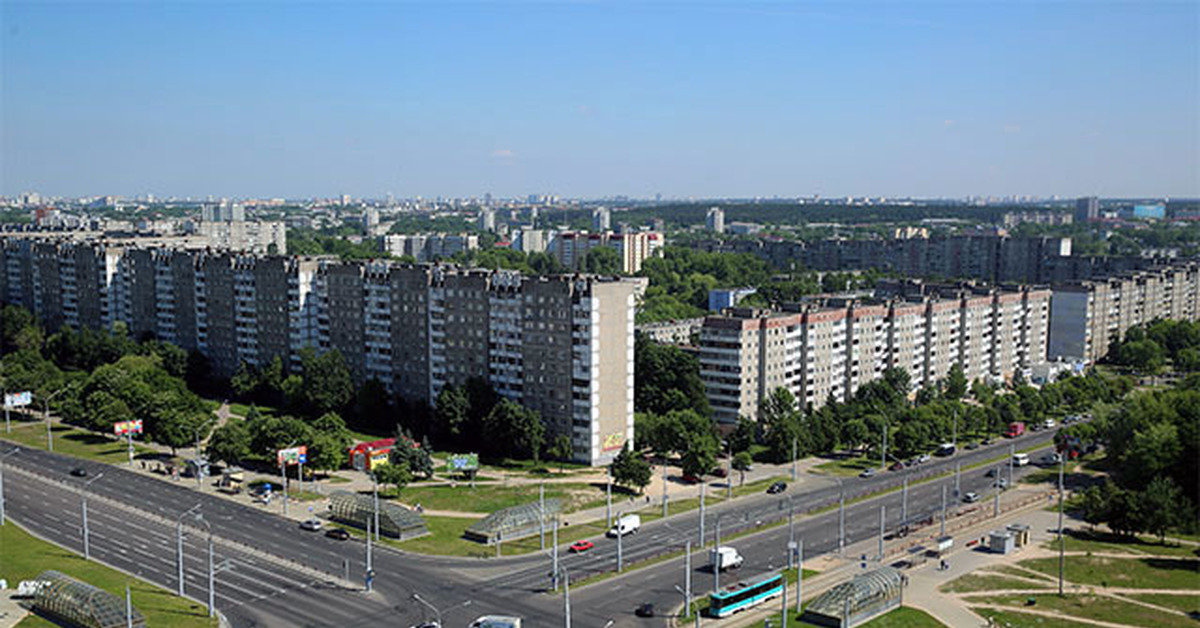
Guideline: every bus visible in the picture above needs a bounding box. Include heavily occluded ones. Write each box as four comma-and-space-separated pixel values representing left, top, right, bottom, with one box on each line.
707, 573, 784, 618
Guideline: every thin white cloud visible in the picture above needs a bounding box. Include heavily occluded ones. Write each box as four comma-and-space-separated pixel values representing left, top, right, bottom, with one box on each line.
491, 149, 516, 159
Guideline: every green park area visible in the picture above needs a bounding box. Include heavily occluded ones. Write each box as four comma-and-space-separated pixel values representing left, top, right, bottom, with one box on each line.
1, 521, 216, 628
2, 421, 157, 465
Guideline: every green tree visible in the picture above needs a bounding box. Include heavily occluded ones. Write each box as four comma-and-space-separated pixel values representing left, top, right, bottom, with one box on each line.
482, 399, 546, 461
761, 387, 801, 462
295, 349, 354, 416
680, 437, 718, 478
841, 419, 869, 453
434, 384, 470, 446
945, 364, 968, 400
732, 451, 753, 486
1175, 347, 1200, 372
207, 420, 252, 467
1138, 476, 1185, 543
609, 443, 652, 493
307, 432, 350, 475
354, 378, 392, 429
548, 434, 574, 473
390, 426, 434, 479
582, 246, 622, 275
374, 461, 412, 497
729, 417, 756, 454
634, 334, 710, 416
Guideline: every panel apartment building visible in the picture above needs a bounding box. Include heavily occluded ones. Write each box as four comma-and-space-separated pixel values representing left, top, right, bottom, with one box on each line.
0, 237, 643, 465
698, 286, 1051, 423
1048, 262, 1200, 363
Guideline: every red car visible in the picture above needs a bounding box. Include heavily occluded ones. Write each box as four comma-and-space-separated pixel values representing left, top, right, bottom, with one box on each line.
570, 540, 594, 553
681, 473, 702, 484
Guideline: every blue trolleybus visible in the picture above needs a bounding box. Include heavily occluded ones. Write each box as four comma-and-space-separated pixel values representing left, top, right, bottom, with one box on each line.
707, 573, 785, 618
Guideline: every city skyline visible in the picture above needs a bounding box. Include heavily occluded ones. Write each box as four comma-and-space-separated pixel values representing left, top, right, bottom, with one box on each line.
2, 2, 1197, 200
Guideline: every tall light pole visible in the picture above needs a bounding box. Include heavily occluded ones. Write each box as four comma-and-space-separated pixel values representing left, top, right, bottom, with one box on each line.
838, 481, 845, 555
1008, 443, 1015, 488
539, 482, 546, 551
674, 585, 689, 620
175, 503, 201, 596
796, 538, 804, 614
551, 519, 559, 591
877, 504, 885, 561
1058, 456, 1065, 596
901, 475, 908, 525
684, 540, 692, 613
372, 472, 380, 542
81, 472, 105, 560
713, 515, 722, 593
954, 462, 961, 497
616, 510, 623, 573
725, 440, 732, 500
196, 515, 214, 617
940, 484, 946, 537
791, 436, 797, 482
0, 447, 19, 526
365, 514, 374, 591
785, 495, 796, 570
413, 593, 442, 627
605, 466, 612, 528
661, 462, 668, 518
562, 566, 572, 628
41, 382, 76, 453
698, 482, 706, 547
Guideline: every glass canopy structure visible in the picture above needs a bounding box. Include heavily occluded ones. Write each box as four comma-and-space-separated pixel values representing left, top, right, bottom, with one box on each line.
800, 566, 905, 627
464, 498, 561, 545
32, 570, 146, 628
328, 490, 429, 540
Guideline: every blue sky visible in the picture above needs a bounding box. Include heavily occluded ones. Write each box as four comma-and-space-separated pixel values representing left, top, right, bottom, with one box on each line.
2, 2, 1197, 199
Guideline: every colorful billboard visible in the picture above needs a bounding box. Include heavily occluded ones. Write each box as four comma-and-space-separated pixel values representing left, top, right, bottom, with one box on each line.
4, 391, 32, 408
602, 432, 626, 452
113, 419, 144, 435
277, 445, 308, 466
447, 453, 480, 472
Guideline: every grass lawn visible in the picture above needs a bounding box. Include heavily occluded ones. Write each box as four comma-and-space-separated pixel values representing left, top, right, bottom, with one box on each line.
812, 454, 879, 477
2, 521, 216, 628
388, 516, 492, 558
988, 564, 1056, 582
2, 423, 156, 465
856, 607, 948, 628
1018, 555, 1200, 590
1043, 530, 1200, 557
968, 593, 1197, 628
397, 482, 603, 514
971, 607, 1100, 628
1124, 593, 1200, 615
940, 573, 1052, 594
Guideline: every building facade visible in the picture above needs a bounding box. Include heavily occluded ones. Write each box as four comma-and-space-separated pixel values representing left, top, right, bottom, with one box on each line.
698, 286, 1052, 423
0, 237, 643, 465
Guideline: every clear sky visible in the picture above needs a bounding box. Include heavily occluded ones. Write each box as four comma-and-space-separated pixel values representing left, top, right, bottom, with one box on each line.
2, 1, 1197, 200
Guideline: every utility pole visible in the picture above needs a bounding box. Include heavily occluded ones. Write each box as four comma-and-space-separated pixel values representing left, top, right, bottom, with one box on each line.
563, 567, 572, 628
540, 482, 546, 551
372, 473, 380, 542
940, 484, 946, 537
684, 539, 692, 613
878, 504, 885, 561
901, 475, 908, 524
82, 473, 104, 560
1008, 443, 1015, 488
606, 468, 612, 529
365, 515, 373, 591
787, 496, 795, 570
954, 462, 961, 497
175, 503, 201, 596
206, 522, 214, 617
1058, 456, 1065, 596
616, 511, 623, 573
781, 570, 788, 628
713, 516, 722, 592
0, 447, 19, 526
280, 461, 288, 517
42, 383, 75, 452
552, 519, 559, 591
126, 584, 133, 628
791, 436, 797, 482
726, 440, 732, 500
838, 482, 845, 554
699, 483, 706, 547
796, 538, 803, 613
662, 462, 668, 518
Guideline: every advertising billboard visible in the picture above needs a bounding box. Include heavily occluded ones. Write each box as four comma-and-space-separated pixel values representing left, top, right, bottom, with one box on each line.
447, 453, 480, 472
113, 419, 144, 435
277, 445, 308, 466
4, 391, 32, 408
602, 432, 626, 452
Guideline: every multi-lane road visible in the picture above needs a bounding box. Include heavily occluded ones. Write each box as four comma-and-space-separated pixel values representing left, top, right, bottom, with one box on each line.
1, 426, 1062, 628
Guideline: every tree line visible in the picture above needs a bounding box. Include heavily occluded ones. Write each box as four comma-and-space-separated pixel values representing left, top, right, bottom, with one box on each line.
1105, 318, 1200, 373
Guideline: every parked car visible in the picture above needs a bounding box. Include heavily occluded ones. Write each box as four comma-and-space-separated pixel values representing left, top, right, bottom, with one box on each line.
324, 528, 351, 541
635, 603, 655, 618
766, 481, 787, 494
994, 478, 1009, 490
299, 518, 323, 531
70, 467, 88, 477
570, 540, 594, 553
963, 491, 980, 503
681, 473, 702, 484
965, 442, 980, 451
889, 461, 906, 472
859, 468, 877, 478
985, 468, 999, 477
917, 454, 932, 464
1041, 453, 1062, 466
711, 467, 728, 478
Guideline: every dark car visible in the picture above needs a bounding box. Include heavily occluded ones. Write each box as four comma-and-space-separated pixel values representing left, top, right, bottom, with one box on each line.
889, 461, 906, 472
965, 442, 980, 450
70, 467, 88, 477
635, 603, 655, 618
324, 528, 351, 541
711, 467, 728, 478
985, 468, 998, 477
766, 481, 787, 494
681, 473, 702, 484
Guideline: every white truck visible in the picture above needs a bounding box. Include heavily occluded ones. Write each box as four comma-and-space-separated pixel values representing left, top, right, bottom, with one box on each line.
607, 514, 641, 537
710, 546, 743, 571
468, 616, 522, 628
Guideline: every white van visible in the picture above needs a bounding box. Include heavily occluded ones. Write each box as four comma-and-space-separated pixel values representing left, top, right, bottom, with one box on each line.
468, 616, 522, 628
607, 514, 641, 538
1012, 453, 1030, 467
711, 546, 744, 571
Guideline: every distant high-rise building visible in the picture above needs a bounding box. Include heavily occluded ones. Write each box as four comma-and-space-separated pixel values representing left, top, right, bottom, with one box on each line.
362, 208, 380, 235
340, 194, 352, 206
1074, 197, 1099, 222
592, 207, 611, 232
706, 207, 725, 234
478, 209, 496, 232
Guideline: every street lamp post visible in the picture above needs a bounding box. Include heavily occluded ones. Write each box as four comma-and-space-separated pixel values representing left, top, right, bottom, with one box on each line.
562, 566, 572, 628
661, 463, 668, 518
796, 538, 804, 613
372, 472, 380, 542
540, 482, 546, 551
838, 481, 845, 555
616, 510, 623, 573
551, 518, 559, 591
41, 383, 76, 453
713, 515, 722, 593
81, 473, 105, 560
175, 503, 201, 596
196, 515, 214, 617
786, 495, 796, 569
698, 482, 705, 547
605, 467, 612, 529
412, 593, 442, 628
684, 539, 692, 613
0, 447, 19, 526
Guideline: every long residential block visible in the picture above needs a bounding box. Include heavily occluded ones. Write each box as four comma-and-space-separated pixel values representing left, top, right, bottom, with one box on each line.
0, 237, 643, 465
699, 286, 1051, 423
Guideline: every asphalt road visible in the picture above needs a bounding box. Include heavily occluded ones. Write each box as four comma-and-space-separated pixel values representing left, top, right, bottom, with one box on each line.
1, 425, 1063, 628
